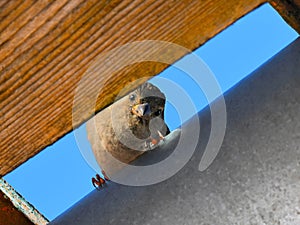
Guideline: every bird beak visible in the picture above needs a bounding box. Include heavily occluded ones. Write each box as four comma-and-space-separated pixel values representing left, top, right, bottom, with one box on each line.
131, 103, 151, 118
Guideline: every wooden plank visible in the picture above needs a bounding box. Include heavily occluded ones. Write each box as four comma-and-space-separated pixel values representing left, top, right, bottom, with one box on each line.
269, 0, 300, 33
0, 179, 48, 225
0, 192, 34, 225
0, 0, 265, 176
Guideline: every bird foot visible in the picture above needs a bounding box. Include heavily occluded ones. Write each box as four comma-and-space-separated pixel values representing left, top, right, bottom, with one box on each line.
145, 132, 164, 150
92, 172, 109, 190
157, 130, 165, 141
102, 170, 110, 181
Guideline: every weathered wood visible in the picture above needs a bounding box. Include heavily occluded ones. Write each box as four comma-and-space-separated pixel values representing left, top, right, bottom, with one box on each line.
0, 0, 265, 176
269, 0, 300, 33
0, 179, 48, 225
0, 192, 34, 225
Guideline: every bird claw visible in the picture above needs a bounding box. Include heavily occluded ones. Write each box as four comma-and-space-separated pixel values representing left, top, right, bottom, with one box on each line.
144, 140, 153, 150
144, 130, 167, 150
102, 170, 110, 181
92, 174, 108, 190
157, 130, 165, 141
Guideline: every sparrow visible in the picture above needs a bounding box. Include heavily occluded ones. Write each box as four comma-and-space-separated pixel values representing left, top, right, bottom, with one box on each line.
87, 82, 170, 189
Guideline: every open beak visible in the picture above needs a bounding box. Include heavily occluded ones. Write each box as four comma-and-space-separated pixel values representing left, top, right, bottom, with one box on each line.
131, 103, 151, 118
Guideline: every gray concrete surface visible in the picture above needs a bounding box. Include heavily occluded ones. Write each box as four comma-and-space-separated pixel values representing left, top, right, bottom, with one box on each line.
50, 37, 300, 225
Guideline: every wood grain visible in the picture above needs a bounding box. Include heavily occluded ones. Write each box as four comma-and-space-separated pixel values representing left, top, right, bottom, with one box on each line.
0, 0, 265, 176
269, 0, 300, 33
0, 191, 34, 225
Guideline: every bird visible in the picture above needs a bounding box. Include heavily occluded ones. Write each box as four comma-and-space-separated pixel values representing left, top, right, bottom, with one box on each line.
86, 82, 170, 189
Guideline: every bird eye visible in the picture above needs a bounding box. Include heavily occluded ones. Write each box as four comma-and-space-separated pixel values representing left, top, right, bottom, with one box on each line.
154, 109, 162, 116
129, 94, 136, 101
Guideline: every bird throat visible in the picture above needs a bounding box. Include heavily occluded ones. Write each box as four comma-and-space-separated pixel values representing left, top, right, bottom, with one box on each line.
129, 117, 151, 139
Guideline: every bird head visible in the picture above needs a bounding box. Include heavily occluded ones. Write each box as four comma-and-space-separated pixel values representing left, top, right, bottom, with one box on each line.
109, 82, 170, 150
129, 82, 166, 122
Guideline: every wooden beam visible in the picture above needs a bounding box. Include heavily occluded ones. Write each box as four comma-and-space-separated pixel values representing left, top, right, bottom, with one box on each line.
0, 0, 265, 176
0, 179, 48, 225
269, 0, 300, 33
0, 192, 34, 225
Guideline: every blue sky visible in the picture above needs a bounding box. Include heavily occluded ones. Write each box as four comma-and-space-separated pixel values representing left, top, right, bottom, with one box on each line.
4, 3, 299, 221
